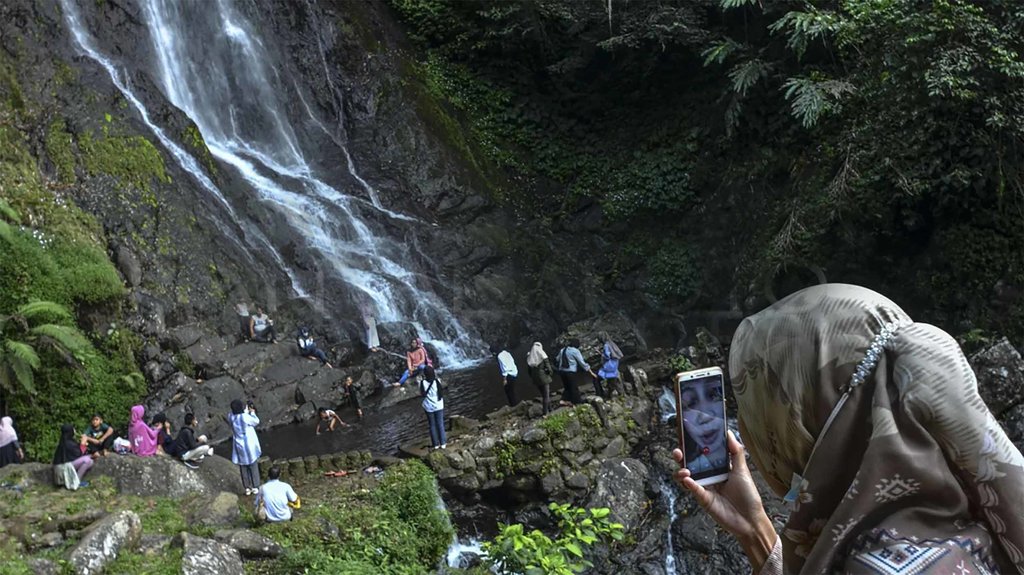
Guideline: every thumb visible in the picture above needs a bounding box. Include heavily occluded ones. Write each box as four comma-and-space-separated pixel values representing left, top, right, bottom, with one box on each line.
726, 430, 748, 472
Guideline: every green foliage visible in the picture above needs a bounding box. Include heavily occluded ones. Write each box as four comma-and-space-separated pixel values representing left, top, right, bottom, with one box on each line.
78, 125, 170, 195
668, 354, 694, 375
105, 549, 183, 575
645, 242, 700, 302
0, 301, 89, 397
260, 460, 453, 574
493, 439, 521, 478
483, 503, 624, 575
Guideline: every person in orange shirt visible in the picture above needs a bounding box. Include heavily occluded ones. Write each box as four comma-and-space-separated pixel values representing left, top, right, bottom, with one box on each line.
393, 337, 430, 387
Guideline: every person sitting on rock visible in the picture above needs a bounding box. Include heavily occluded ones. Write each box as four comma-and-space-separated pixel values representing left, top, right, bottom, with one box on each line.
491, 343, 520, 407
54, 424, 92, 490
150, 412, 174, 455
128, 405, 160, 457
296, 327, 332, 368
81, 413, 114, 458
315, 407, 348, 435
342, 376, 363, 419
256, 466, 300, 522
249, 306, 278, 344
167, 413, 214, 469
394, 337, 430, 387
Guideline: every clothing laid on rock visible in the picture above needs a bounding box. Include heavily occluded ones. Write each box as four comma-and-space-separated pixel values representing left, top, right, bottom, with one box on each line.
230, 401, 262, 492
52, 424, 91, 491
420, 376, 446, 448
0, 417, 22, 467
729, 284, 1024, 575
363, 312, 379, 350
128, 405, 159, 457
258, 479, 298, 522
236, 303, 250, 340
526, 343, 553, 415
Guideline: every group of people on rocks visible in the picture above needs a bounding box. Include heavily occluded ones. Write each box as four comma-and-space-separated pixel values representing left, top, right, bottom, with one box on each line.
488, 333, 631, 415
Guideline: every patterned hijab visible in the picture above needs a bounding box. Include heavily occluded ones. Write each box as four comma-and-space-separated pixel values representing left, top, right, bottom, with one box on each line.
730, 284, 1024, 574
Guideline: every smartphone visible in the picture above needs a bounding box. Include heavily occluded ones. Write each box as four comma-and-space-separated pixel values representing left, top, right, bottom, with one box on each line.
674, 366, 730, 486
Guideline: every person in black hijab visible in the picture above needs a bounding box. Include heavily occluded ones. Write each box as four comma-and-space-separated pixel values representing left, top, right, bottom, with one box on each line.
52, 423, 93, 490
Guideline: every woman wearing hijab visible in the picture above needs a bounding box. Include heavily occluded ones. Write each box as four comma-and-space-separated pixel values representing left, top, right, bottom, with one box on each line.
526, 342, 554, 415
673, 284, 1024, 574
230, 399, 262, 496
53, 424, 93, 490
597, 332, 625, 398
0, 416, 23, 467
128, 405, 159, 457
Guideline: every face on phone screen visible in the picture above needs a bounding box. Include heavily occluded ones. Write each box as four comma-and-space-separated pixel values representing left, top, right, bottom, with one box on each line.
680, 375, 728, 478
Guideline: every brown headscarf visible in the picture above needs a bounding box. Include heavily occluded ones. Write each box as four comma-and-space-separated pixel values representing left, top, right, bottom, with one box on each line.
730, 284, 1024, 574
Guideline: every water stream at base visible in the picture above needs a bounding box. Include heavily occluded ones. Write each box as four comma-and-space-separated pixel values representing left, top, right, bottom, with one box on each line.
659, 478, 680, 574
59, 0, 482, 367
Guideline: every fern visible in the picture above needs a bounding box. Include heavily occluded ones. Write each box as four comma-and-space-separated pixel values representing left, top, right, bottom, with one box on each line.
2, 341, 40, 394
782, 76, 854, 128
769, 9, 839, 58
0, 219, 13, 245
702, 38, 742, 67
729, 58, 770, 96
30, 324, 91, 353
17, 301, 74, 326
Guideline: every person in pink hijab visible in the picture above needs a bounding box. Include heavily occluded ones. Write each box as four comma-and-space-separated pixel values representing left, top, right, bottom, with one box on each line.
128, 405, 159, 457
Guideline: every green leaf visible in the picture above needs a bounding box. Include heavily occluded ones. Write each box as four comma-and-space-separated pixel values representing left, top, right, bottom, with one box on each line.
30, 324, 91, 353
0, 198, 19, 223
728, 58, 770, 96
17, 301, 74, 325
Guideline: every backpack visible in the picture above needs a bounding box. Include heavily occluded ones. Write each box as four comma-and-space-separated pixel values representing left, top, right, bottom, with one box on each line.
557, 348, 570, 372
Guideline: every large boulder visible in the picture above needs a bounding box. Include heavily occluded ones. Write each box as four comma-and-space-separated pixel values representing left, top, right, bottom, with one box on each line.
556, 313, 648, 363
969, 337, 1024, 417
66, 510, 142, 575
213, 528, 284, 558
187, 492, 241, 527
90, 454, 240, 497
586, 458, 649, 532
179, 533, 244, 575
0, 462, 53, 488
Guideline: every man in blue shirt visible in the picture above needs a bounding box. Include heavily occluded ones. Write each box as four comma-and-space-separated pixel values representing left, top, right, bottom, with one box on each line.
256, 466, 300, 522
491, 344, 520, 407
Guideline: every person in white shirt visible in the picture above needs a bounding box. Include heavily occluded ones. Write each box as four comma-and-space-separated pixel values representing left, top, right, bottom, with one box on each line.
491, 344, 520, 406
248, 306, 278, 343
419, 366, 446, 450
256, 466, 300, 522
315, 407, 348, 435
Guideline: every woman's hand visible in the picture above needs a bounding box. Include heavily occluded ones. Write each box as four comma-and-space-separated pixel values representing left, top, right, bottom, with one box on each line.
672, 430, 776, 571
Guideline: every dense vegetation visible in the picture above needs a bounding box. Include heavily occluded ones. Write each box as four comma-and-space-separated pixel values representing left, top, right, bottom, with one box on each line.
390, 0, 1024, 337
0, 54, 146, 459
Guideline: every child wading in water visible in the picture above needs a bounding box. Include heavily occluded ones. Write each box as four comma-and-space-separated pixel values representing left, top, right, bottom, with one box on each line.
315, 408, 348, 435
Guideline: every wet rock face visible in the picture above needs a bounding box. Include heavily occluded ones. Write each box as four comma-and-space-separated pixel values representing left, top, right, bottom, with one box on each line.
969, 337, 1024, 418
586, 458, 649, 532
179, 533, 244, 575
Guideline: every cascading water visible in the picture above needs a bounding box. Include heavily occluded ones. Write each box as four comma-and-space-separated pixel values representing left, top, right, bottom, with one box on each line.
60, 0, 481, 366
659, 478, 680, 574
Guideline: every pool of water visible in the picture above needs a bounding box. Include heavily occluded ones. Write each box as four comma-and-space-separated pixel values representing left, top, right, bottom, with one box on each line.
248, 345, 547, 460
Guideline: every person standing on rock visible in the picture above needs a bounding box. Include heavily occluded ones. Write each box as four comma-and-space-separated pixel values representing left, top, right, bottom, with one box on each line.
526, 342, 554, 415
419, 366, 446, 450
53, 424, 92, 490
342, 376, 363, 419
394, 337, 430, 387
491, 344, 520, 406
235, 302, 251, 342
249, 306, 278, 343
555, 338, 595, 406
128, 405, 160, 457
0, 416, 24, 467
296, 327, 332, 368
230, 399, 262, 496
256, 466, 300, 522
597, 332, 625, 398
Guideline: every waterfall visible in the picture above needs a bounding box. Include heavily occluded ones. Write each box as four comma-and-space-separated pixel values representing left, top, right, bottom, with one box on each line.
60, 0, 482, 366
446, 537, 486, 570
659, 478, 679, 574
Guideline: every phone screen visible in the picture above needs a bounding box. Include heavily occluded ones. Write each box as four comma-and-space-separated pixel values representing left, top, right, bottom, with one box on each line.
676, 372, 729, 480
